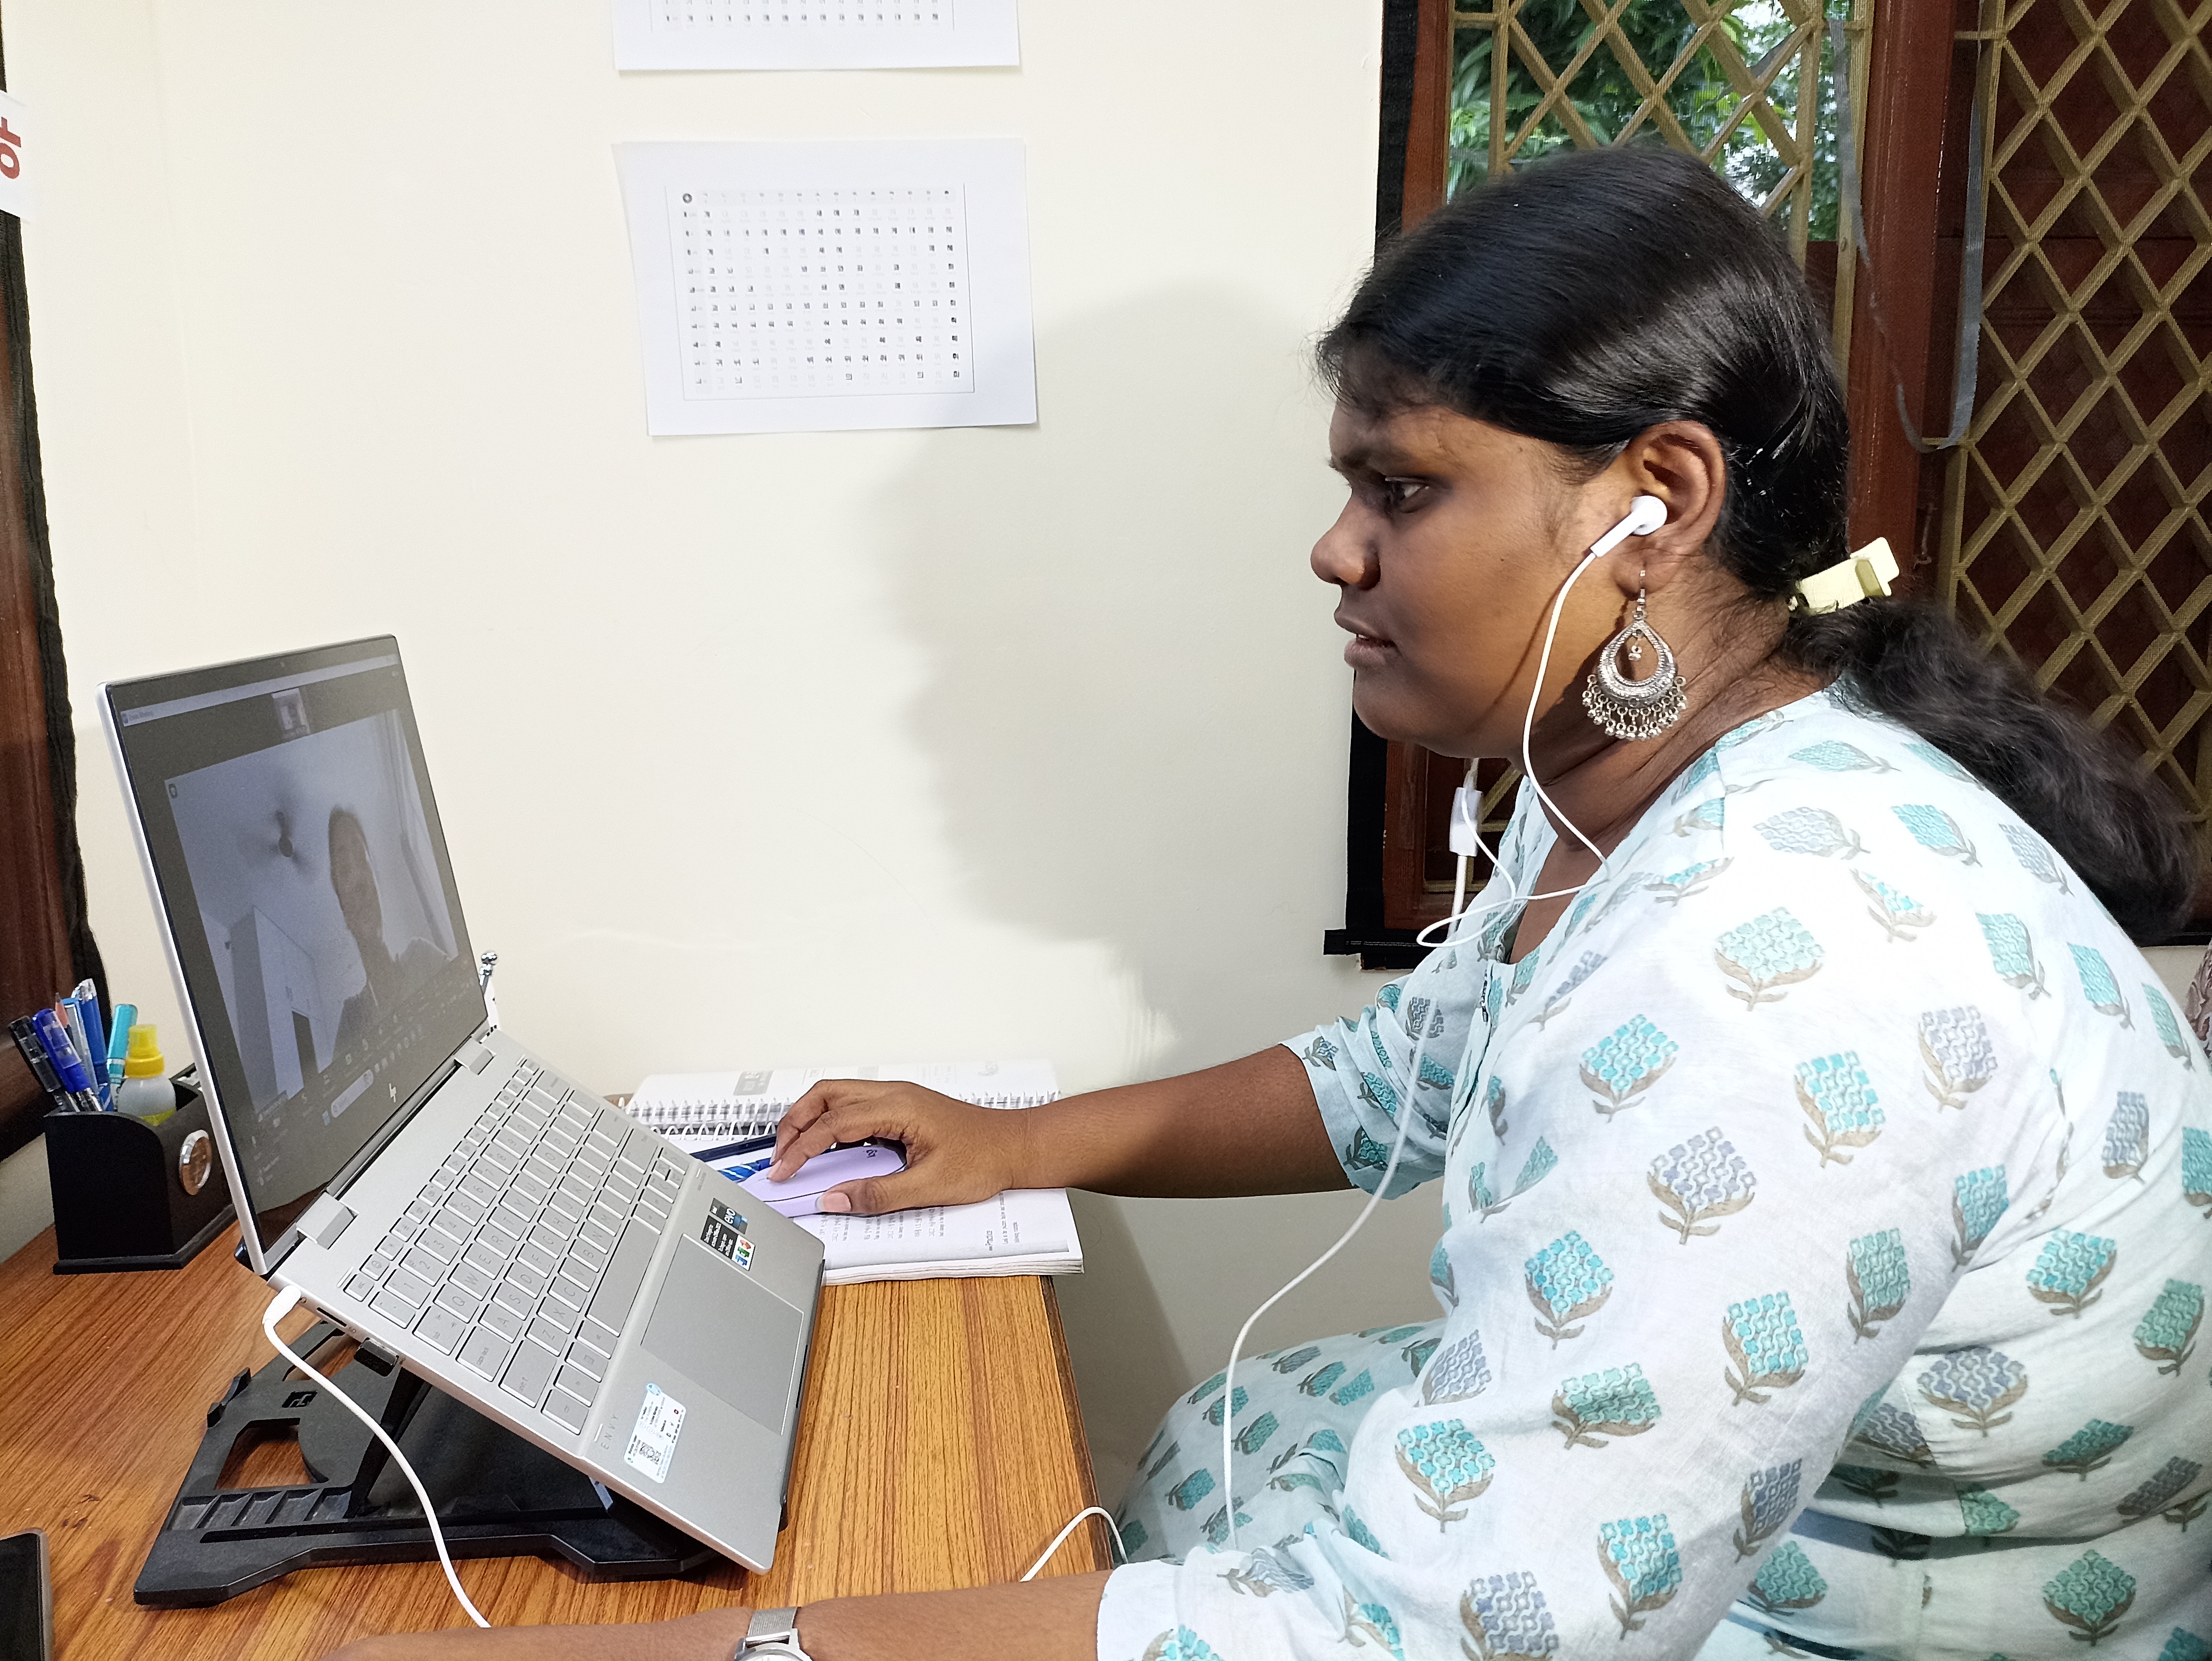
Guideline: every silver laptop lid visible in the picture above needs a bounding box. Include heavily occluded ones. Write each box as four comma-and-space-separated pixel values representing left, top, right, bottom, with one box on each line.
102, 636, 483, 1272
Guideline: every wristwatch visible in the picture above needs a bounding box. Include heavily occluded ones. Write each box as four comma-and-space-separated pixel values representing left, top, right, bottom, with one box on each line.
736, 1606, 812, 1660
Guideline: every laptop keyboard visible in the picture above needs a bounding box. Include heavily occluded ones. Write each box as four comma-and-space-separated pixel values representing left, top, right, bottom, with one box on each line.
340, 1061, 691, 1436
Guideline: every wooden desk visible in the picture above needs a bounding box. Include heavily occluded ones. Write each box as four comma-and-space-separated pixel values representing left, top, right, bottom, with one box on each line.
0, 1226, 1108, 1658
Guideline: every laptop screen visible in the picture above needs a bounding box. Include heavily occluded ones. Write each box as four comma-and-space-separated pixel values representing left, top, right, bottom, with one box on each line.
105, 637, 482, 1257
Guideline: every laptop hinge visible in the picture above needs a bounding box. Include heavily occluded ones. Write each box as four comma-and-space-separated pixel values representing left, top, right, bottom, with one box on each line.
325, 1057, 465, 1202
266, 1035, 493, 1271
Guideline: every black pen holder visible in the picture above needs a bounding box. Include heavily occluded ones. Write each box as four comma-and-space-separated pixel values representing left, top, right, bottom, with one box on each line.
45, 1076, 235, 1273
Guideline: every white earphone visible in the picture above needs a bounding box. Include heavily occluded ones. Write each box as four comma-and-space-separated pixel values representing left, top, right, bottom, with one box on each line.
1221, 492, 1668, 1551
1428, 492, 1667, 939
1590, 493, 1669, 555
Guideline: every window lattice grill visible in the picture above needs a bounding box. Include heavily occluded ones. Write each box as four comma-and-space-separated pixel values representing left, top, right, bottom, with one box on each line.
1939, 0, 2212, 834
1450, 0, 1850, 262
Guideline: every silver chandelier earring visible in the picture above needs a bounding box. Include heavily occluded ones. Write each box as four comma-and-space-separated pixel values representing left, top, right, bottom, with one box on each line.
1582, 588, 1687, 741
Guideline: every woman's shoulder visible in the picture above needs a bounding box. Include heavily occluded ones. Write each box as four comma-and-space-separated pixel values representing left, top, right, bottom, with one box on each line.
1624, 687, 2106, 936
1669, 686, 2012, 845
1515, 691, 2194, 1097
1480, 692, 2201, 1182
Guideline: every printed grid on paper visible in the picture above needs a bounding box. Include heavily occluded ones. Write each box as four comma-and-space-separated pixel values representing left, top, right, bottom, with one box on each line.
653, 2, 951, 31
672, 185, 973, 401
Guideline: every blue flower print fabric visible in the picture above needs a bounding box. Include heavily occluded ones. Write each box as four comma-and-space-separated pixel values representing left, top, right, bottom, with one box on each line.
1098, 687, 2212, 1661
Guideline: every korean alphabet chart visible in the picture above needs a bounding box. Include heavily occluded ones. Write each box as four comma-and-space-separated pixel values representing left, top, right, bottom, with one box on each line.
618, 141, 1036, 435
611, 0, 1018, 69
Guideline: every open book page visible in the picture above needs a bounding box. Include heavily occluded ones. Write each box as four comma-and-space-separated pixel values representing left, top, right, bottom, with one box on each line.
796, 1187, 1080, 1285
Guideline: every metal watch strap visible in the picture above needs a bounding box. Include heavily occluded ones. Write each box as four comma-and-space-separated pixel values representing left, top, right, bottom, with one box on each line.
738, 1606, 809, 1659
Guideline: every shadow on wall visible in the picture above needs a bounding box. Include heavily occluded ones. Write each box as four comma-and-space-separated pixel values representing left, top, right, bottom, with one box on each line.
871, 287, 1347, 1077
864, 288, 1433, 1505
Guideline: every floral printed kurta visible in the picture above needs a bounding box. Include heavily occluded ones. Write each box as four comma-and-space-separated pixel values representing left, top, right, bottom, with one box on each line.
1099, 687, 2212, 1661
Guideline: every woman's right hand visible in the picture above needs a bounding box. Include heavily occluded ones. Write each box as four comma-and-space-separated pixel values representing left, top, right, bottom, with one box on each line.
764, 1080, 1035, 1215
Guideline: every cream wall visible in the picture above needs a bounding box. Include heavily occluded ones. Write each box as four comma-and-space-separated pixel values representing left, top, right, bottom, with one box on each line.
0, 0, 1473, 1504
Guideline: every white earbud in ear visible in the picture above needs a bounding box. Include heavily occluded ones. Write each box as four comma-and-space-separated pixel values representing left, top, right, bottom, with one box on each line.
1588, 493, 1668, 560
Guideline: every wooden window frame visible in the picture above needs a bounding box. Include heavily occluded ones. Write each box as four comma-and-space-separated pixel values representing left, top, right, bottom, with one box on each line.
1330, 0, 2000, 969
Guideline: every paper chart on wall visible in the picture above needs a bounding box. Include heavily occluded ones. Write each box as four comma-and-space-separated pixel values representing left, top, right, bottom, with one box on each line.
616, 139, 1035, 436
611, 0, 1018, 71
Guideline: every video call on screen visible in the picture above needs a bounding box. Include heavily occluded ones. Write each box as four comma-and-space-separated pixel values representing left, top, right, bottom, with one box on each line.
121, 650, 480, 1228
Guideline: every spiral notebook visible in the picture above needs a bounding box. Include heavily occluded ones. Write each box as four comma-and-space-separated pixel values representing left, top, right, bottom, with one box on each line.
629, 1057, 1060, 1144
626, 1059, 1077, 1285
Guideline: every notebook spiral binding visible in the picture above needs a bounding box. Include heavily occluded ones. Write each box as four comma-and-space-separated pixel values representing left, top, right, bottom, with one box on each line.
629, 1089, 1056, 1141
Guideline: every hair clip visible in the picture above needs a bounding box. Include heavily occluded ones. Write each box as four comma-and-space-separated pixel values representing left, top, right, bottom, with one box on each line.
1792, 537, 1899, 614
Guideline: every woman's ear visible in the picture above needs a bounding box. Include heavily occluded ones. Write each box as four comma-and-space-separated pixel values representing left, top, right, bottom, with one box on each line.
1603, 421, 1729, 598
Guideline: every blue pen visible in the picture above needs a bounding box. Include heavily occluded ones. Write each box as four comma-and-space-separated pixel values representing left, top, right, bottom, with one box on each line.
42, 1004, 85, 1077
70, 984, 109, 1108
31, 1009, 100, 1112
695, 1134, 782, 1184
10, 1017, 70, 1111
57, 999, 91, 1074
107, 1003, 137, 1091
57, 999, 105, 1110
696, 1133, 780, 1161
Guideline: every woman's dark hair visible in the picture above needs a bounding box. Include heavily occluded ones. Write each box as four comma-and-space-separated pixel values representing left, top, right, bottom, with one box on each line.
1319, 145, 2194, 941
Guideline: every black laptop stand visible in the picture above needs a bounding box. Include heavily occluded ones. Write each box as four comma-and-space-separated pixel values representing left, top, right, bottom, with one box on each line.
135, 1319, 716, 1606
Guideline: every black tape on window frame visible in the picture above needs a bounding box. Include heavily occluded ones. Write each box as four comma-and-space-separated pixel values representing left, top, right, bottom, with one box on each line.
1327, 1, 1438, 972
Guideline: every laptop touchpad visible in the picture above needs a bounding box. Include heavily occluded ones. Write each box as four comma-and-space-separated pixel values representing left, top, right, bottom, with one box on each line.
642, 1240, 804, 1437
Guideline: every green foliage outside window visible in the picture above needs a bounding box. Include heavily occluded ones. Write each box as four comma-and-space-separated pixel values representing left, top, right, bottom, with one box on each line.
1448, 0, 1849, 245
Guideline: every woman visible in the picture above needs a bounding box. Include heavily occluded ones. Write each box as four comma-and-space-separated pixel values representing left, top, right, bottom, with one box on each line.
337, 147, 2212, 1661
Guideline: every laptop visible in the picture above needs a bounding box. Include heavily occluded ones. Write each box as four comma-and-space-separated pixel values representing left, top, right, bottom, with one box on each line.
100, 635, 825, 1572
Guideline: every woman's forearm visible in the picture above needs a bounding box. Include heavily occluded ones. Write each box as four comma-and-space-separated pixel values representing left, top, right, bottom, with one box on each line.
800, 1571, 1110, 1660
1018, 1045, 1348, 1197
768, 1045, 1348, 1214
323, 1574, 1113, 1661
326, 1609, 751, 1661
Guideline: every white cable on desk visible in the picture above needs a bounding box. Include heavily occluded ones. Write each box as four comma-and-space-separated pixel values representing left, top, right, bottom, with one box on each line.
261, 1286, 492, 1628
1020, 1505, 1128, 1581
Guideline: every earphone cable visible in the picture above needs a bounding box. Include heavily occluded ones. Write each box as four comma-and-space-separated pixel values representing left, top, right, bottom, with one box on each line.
261, 1286, 492, 1628
1019, 1505, 1129, 1581
1047, 498, 1664, 1562
1517, 544, 1612, 868
1222, 499, 1658, 1550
